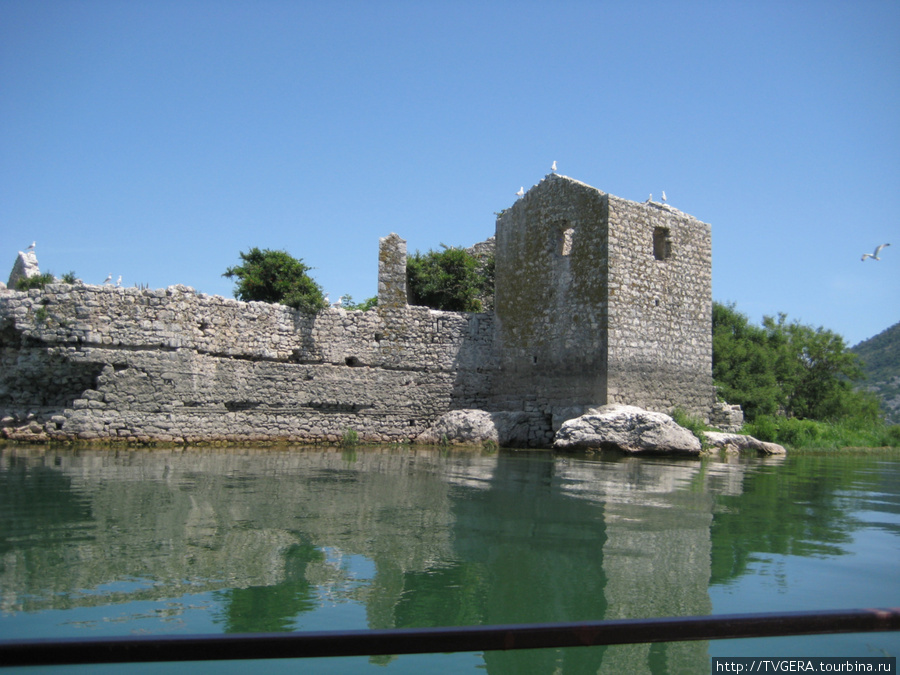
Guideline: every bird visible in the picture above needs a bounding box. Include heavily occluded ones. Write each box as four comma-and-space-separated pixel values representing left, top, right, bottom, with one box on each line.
103, 274, 112, 285
116, 275, 122, 287
646, 193, 653, 203
861, 243, 891, 261
662, 191, 667, 203
333, 295, 343, 308
551, 161, 557, 172
26, 241, 35, 252
516, 187, 525, 197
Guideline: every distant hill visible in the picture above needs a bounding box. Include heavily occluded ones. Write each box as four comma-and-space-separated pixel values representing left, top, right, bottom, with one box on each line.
851, 321, 900, 424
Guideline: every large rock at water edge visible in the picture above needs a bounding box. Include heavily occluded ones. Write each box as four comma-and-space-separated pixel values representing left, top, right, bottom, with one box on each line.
703, 431, 787, 455
553, 404, 702, 455
417, 409, 535, 447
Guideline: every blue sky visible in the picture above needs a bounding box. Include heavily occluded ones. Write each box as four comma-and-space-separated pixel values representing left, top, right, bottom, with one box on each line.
1, 0, 897, 346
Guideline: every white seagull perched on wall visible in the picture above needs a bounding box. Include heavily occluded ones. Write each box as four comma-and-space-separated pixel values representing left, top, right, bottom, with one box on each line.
661, 191, 667, 203
551, 161, 557, 172
516, 187, 525, 197
104, 274, 112, 285
861, 243, 891, 261
26, 241, 35, 252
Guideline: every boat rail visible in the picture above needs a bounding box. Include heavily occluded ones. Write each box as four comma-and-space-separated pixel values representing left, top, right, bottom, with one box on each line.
1, 608, 898, 667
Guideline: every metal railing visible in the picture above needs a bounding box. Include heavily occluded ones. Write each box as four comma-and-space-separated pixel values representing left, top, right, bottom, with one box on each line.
1, 608, 898, 667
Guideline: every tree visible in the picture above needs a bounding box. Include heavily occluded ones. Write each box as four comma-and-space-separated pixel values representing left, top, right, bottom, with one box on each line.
223, 248, 327, 313
712, 302, 783, 419
339, 295, 379, 311
712, 302, 881, 424
761, 314, 879, 422
406, 246, 488, 312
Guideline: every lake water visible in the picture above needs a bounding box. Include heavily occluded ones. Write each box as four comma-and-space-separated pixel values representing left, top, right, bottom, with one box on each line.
1, 444, 898, 674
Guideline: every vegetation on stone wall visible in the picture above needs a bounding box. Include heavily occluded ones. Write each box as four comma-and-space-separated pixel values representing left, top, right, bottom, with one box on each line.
15, 273, 56, 290
223, 248, 327, 313
340, 295, 379, 311
713, 302, 882, 425
406, 246, 492, 312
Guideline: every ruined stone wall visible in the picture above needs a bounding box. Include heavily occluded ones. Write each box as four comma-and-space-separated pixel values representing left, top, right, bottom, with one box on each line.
606, 197, 714, 418
0, 177, 715, 446
0, 284, 494, 443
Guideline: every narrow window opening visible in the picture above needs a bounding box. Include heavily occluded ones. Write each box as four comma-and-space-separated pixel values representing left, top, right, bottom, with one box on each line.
558, 227, 575, 256
653, 227, 672, 260
345, 356, 361, 367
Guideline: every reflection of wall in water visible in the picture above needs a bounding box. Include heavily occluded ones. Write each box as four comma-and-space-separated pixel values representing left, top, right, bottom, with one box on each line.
1, 447, 755, 673
0, 447, 472, 618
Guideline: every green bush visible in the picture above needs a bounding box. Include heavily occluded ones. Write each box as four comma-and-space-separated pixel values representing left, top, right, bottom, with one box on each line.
341, 428, 359, 447
223, 248, 327, 313
742, 415, 899, 449
407, 246, 487, 312
744, 415, 778, 442
671, 408, 712, 448
16, 273, 55, 291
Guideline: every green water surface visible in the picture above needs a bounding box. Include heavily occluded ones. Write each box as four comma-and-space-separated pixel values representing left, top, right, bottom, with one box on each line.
0, 445, 897, 673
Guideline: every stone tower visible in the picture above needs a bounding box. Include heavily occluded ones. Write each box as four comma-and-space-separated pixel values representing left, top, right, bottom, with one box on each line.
492, 174, 713, 424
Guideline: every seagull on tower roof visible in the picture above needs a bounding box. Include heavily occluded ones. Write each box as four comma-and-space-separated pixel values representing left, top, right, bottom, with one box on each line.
516, 187, 525, 197
861, 243, 890, 261
104, 274, 112, 285
662, 191, 667, 203
26, 241, 35, 251
551, 161, 557, 172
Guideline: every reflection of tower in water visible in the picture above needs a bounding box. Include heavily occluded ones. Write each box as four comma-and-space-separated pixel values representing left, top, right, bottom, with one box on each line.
448, 453, 735, 674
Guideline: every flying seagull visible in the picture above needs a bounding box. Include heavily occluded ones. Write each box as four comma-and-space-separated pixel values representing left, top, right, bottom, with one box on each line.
861, 243, 891, 261
551, 161, 557, 172
516, 187, 525, 197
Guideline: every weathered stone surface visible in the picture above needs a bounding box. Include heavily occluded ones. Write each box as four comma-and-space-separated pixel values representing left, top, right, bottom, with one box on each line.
417, 409, 537, 447
709, 401, 744, 432
7, 251, 40, 289
703, 431, 787, 455
552, 404, 702, 455
378, 233, 407, 308
493, 174, 713, 422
